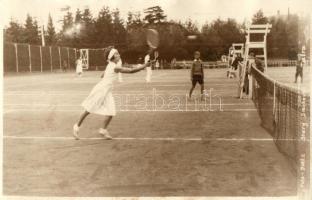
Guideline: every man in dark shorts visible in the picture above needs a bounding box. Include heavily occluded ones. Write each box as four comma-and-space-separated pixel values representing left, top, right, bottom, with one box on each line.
229, 53, 243, 78
189, 51, 204, 99
295, 54, 304, 83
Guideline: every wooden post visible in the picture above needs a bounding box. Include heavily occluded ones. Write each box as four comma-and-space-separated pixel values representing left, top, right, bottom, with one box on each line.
58, 47, 62, 70
28, 44, 32, 72
14, 43, 19, 72
67, 47, 70, 69
74, 48, 77, 61
264, 41, 268, 72
40, 46, 43, 72
49, 46, 52, 72
248, 75, 253, 99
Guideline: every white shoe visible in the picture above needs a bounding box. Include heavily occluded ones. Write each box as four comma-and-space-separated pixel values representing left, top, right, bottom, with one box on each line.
99, 128, 112, 140
73, 124, 80, 140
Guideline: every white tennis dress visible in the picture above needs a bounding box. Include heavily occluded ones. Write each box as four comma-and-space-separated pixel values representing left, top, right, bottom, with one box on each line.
76, 59, 83, 74
145, 54, 152, 82
81, 61, 117, 116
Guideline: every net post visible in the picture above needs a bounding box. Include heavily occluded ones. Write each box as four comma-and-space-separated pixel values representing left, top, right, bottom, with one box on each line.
49, 46, 52, 72
40, 45, 43, 72
14, 43, 19, 72
28, 44, 32, 72
248, 74, 253, 99
58, 47, 62, 70
273, 81, 276, 114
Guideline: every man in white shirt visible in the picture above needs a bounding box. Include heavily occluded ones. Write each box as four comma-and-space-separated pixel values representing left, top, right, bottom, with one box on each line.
145, 50, 153, 82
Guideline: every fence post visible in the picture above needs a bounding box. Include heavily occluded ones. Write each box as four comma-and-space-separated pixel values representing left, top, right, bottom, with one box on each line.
40, 45, 43, 72
67, 47, 70, 69
14, 43, 19, 72
49, 46, 52, 72
28, 44, 32, 72
58, 47, 62, 70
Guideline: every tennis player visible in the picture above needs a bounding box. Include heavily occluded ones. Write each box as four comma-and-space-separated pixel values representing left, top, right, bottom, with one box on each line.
76, 57, 83, 77
145, 49, 154, 82
295, 54, 304, 83
189, 51, 204, 100
73, 48, 154, 140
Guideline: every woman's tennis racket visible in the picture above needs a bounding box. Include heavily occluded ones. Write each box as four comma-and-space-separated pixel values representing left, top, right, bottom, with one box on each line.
146, 29, 159, 49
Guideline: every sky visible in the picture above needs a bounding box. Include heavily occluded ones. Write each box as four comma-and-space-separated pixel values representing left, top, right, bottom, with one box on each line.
1, 0, 311, 30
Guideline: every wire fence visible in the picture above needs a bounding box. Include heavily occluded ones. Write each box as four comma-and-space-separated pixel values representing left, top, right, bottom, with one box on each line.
3, 43, 310, 73
3, 43, 77, 73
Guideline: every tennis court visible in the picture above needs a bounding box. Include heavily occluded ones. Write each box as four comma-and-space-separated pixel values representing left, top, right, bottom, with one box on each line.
3, 68, 302, 196
266, 67, 310, 93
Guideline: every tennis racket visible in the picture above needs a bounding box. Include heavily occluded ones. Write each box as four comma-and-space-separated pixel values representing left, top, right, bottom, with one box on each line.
146, 29, 159, 49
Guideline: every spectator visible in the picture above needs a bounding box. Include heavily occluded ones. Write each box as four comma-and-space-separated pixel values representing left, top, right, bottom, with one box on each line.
243, 52, 255, 95
63, 60, 68, 72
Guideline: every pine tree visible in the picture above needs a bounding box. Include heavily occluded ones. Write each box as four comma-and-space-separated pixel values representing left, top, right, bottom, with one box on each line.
62, 11, 74, 32
80, 8, 94, 47
184, 19, 199, 34
143, 6, 167, 24
127, 11, 143, 28
46, 14, 56, 45
75, 9, 83, 23
4, 18, 23, 43
23, 14, 40, 44
94, 6, 114, 47
252, 9, 268, 24
112, 9, 126, 45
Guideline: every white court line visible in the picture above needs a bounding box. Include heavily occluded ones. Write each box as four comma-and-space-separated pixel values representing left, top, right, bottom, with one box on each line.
3, 108, 257, 113
3, 135, 274, 141
4, 72, 169, 90
3, 91, 243, 97
4, 103, 254, 106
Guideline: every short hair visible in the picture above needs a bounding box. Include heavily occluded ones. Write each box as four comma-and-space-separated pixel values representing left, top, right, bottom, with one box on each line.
194, 51, 200, 56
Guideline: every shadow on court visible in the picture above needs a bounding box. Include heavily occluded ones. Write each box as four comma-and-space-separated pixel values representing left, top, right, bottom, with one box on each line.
3, 69, 297, 196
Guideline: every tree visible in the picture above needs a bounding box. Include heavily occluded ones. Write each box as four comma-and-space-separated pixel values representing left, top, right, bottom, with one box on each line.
184, 19, 199, 34
80, 8, 95, 47
143, 6, 167, 24
71, 9, 83, 47
46, 14, 56, 45
22, 14, 40, 44
127, 11, 143, 28
75, 9, 83, 23
200, 18, 244, 60
252, 9, 268, 24
62, 11, 74, 32
59, 10, 74, 46
94, 6, 114, 47
4, 18, 23, 43
112, 9, 127, 46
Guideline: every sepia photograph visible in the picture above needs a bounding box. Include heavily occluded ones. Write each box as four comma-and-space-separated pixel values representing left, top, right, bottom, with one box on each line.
1, 0, 311, 199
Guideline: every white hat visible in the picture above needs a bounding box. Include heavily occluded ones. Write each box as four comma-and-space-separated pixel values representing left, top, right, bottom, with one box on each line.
108, 48, 118, 60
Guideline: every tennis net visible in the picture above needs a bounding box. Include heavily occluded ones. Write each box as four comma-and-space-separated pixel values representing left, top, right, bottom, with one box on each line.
250, 65, 310, 175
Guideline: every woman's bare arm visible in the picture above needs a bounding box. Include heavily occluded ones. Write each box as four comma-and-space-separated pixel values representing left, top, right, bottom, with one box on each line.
114, 61, 152, 74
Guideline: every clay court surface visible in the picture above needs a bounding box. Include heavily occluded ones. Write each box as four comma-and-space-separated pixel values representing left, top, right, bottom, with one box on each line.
3, 67, 308, 197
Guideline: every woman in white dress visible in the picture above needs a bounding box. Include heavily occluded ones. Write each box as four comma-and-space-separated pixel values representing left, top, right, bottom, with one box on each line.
73, 48, 153, 140
76, 57, 83, 77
